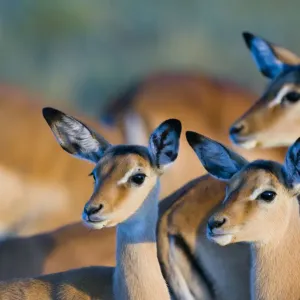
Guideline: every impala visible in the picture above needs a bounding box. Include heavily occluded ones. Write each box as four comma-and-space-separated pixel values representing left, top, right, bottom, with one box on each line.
0, 74, 285, 299
0, 108, 182, 300
188, 131, 300, 300
230, 32, 300, 149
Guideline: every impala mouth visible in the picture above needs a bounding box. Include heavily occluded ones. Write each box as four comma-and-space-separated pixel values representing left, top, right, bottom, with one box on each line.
82, 219, 109, 230
207, 229, 234, 246
208, 232, 234, 246
230, 134, 259, 149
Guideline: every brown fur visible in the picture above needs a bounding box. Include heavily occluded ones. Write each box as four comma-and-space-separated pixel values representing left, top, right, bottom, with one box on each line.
0, 114, 175, 300
0, 174, 239, 300
85, 153, 154, 227
0, 223, 116, 280
0, 84, 122, 237
103, 72, 286, 197
230, 36, 300, 148
209, 165, 300, 299
0, 74, 286, 297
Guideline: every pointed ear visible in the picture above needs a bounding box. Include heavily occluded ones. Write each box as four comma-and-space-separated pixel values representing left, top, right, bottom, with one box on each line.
148, 119, 181, 171
242, 32, 300, 79
42, 107, 111, 164
284, 138, 300, 185
186, 131, 248, 180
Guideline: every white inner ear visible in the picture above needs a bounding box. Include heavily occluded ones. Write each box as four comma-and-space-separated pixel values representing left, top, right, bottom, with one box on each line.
59, 116, 100, 153
268, 85, 293, 108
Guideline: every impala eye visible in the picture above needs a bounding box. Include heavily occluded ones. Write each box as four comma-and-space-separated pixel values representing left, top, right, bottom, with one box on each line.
130, 173, 146, 186
283, 92, 300, 103
258, 191, 276, 202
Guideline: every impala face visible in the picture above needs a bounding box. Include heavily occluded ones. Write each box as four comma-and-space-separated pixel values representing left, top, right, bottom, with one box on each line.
186, 131, 300, 246
230, 32, 300, 149
82, 147, 158, 229
43, 107, 181, 229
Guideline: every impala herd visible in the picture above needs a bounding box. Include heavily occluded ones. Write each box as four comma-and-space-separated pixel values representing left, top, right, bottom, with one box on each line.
0, 31, 298, 299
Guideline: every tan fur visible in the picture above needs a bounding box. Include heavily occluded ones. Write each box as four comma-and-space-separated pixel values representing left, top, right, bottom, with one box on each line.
0, 116, 174, 299
0, 173, 241, 300
0, 85, 122, 237
209, 168, 300, 299
0, 267, 113, 300
105, 72, 286, 197
230, 40, 300, 149
86, 153, 156, 227
0, 75, 286, 295
1, 74, 283, 237
0, 223, 116, 280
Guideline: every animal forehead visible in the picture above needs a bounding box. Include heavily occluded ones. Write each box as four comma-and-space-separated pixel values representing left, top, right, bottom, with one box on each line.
264, 67, 300, 97
229, 160, 286, 191
95, 145, 152, 175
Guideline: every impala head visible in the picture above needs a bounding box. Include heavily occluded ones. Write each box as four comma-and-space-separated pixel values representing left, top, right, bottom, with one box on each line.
230, 32, 300, 148
43, 107, 181, 229
187, 131, 300, 246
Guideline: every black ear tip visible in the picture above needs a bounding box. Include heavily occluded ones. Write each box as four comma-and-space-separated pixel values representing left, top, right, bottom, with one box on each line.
165, 118, 182, 136
42, 107, 63, 123
185, 131, 206, 146
242, 31, 255, 48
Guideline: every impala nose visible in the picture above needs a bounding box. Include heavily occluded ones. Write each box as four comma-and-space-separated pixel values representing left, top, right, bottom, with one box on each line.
84, 203, 103, 219
207, 216, 227, 232
230, 123, 245, 135
229, 121, 247, 144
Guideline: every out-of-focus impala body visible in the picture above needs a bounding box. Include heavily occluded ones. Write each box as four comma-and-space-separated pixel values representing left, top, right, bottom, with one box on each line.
0, 85, 122, 237
101, 72, 286, 196
0, 75, 284, 238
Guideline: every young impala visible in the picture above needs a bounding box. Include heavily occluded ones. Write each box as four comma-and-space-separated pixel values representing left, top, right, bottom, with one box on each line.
0, 73, 284, 299
230, 32, 300, 149
0, 73, 281, 239
0, 108, 181, 299
187, 131, 300, 300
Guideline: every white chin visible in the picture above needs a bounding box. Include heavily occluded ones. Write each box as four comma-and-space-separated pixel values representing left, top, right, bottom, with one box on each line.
210, 234, 233, 246
239, 140, 258, 149
83, 220, 109, 230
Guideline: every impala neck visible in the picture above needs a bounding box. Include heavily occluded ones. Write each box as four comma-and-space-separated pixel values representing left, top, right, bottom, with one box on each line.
252, 199, 300, 300
113, 180, 170, 300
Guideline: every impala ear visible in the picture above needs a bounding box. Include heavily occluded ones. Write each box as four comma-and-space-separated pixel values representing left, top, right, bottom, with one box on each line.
148, 119, 182, 171
284, 137, 300, 186
243, 32, 300, 79
186, 131, 248, 180
43, 107, 111, 163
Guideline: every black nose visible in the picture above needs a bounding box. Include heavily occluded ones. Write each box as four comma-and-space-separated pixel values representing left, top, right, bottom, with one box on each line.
230, 123, 245, 136
207, 217, 227, 231
84, 203, 103, 216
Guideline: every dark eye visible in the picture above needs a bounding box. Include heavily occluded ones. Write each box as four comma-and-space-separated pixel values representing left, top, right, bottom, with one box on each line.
258, 191, 277, 202
130, 173, 146, 186
283, 92, 300, 103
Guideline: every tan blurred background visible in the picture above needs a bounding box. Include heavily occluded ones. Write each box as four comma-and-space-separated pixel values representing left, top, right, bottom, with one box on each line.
1, 0, 299, 114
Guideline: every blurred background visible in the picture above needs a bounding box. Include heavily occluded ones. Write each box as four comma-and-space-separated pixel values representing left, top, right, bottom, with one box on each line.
0, 0, 297, 282
1, 0, 299, 115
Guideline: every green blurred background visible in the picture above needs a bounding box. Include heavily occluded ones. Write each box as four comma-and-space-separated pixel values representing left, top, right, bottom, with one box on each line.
1, 0, 299, 116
